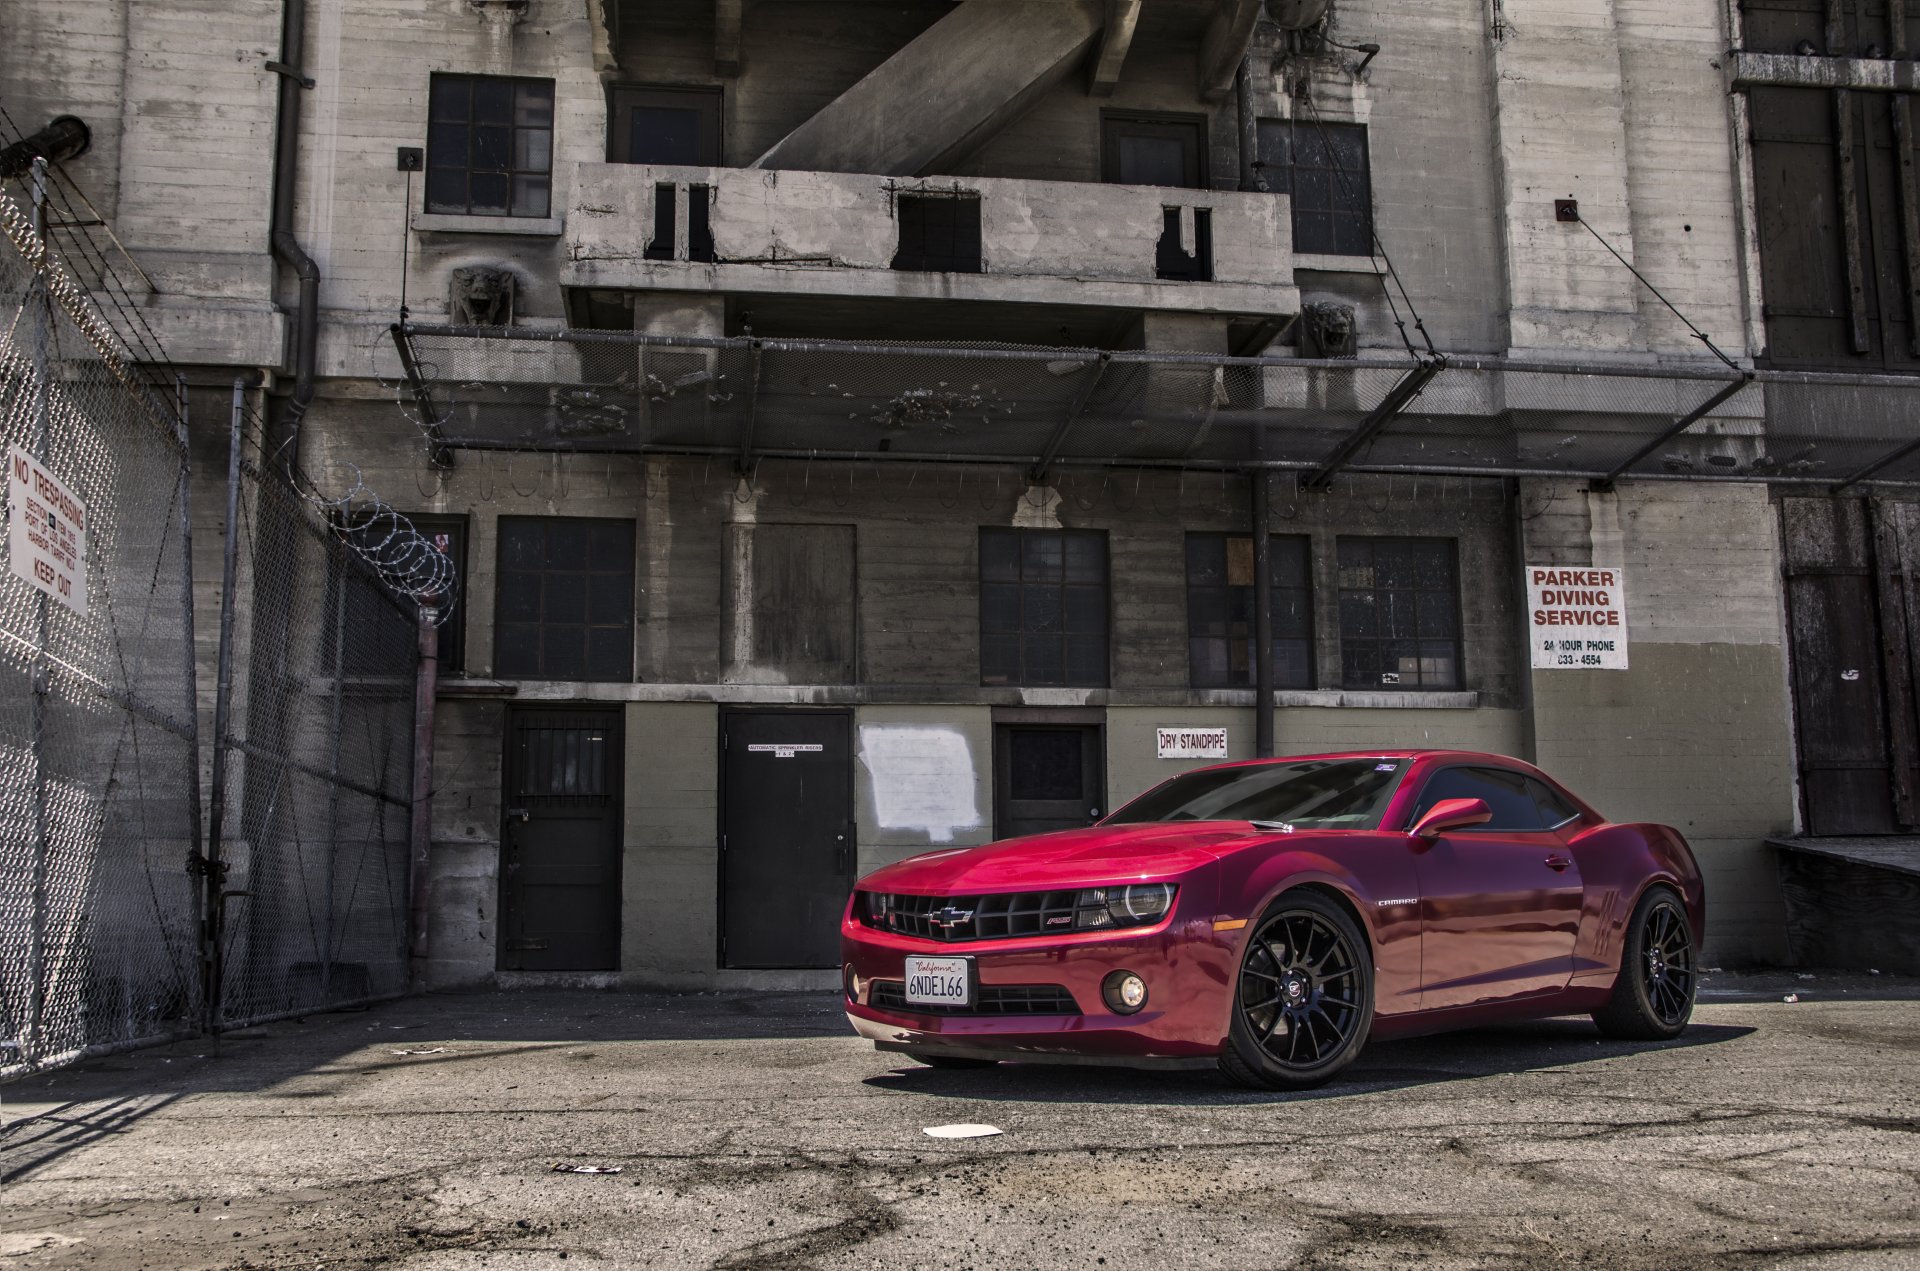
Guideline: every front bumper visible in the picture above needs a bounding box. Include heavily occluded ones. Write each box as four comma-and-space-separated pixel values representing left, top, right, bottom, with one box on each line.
840, 906, 1237, 1065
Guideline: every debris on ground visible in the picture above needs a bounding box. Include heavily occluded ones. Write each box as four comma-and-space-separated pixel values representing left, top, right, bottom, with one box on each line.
923, 1124, 1003, 1139
390, 1048, 445, 1056
1782, 994, 1800, 1003
550, 1163, 623, 1174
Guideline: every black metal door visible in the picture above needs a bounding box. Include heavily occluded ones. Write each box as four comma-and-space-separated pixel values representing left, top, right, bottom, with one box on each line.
720, 710, 853, 969
994, 724, 1105, 840
500, 708, 623, 970
1778, 497, 1920, 834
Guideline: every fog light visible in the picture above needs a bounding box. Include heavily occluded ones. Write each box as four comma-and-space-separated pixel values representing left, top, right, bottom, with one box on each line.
1103, 970, 1148, 1014
844, 963, 862, 1003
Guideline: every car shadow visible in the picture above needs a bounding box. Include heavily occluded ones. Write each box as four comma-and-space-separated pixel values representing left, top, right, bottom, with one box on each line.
859, 1018, 1757, 1106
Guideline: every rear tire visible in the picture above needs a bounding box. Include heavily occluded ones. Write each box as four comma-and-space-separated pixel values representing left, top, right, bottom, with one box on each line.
905, 1052, 998, 1069
1593, 884, 1696, 1040
1219, 890, 1374, 1090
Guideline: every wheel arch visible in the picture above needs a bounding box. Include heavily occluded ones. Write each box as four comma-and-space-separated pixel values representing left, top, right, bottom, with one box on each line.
1276, 880, 1376, 968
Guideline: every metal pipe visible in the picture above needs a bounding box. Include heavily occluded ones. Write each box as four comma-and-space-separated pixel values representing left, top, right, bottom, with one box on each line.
173, 377, 208, 1023
203, 380, 246, 1031
1237, 52, 1265, 193
270, 0, 319, 467
25, 158, 52, 1064
0, 114, 90, 179
407, 604, 440, 993
320, 544, 348, 1003
1251, 462, 1275, 759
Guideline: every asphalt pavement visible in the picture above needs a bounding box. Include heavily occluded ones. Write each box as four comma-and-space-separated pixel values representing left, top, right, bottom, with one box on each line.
3, 972, 1918, 1270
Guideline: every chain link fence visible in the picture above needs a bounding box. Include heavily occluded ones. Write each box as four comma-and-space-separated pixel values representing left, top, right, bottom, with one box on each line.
203, 419, 422, 1029
0, 176, 204, 1075
400, 323, 1920, 489
0, 158, 430, 1076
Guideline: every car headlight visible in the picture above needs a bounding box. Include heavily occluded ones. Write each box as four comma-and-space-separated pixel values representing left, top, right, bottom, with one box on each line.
1072, 883, 1176, 930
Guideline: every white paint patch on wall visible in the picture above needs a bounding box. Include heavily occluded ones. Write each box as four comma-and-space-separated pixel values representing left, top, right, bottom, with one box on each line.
857, 725, 982, 843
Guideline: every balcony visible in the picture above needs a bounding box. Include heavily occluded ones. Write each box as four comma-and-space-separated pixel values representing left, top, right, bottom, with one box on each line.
560, 163, 1297, 325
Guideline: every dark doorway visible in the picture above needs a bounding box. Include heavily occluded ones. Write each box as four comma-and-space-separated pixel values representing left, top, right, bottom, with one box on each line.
608, 84, 723, 165
720, 709, 853, 968
1781, 497, 1920, 834
993, 723, 1105, 840
1101, 111, 1207, 189
499, 707, 623, 970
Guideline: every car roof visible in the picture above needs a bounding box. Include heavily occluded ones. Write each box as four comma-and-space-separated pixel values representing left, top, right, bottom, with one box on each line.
1189, 748, 1532, 772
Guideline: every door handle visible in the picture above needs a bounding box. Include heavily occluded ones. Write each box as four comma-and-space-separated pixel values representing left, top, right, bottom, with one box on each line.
1544, 854, 1572, 872
506, 807, 531, 823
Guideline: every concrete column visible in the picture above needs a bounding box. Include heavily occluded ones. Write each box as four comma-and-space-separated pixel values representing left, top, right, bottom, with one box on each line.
1487, 1, 1641, 354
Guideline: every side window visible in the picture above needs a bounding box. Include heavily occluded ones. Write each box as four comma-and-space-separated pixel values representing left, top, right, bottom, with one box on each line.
1407, 767, 1545, 832
1527, 777, 1581, 829
1257, 119, 1373, 256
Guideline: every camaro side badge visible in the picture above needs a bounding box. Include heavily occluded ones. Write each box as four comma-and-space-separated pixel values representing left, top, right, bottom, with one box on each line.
1378, 898, 1419, 907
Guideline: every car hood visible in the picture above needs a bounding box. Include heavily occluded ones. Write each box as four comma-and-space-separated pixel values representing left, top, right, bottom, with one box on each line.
859, 822, 1270, 894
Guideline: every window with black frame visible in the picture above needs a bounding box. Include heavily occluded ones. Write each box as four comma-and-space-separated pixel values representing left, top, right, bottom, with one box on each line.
426, 74, 554, 218
1257, 119, 1372, 257
980, 528, 1108, 687
495, 517, 635, 681
1186, 533, 1313, 689
1336, 537, 1461, 689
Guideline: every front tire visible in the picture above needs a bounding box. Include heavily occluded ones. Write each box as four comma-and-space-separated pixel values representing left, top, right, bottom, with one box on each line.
1219, 890, 1374, 1090
1593, 884, 1696, 1040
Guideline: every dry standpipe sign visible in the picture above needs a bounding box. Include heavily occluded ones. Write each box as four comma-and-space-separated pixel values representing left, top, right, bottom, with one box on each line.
1527, 565, 1625, 670
8, 446, 87, 617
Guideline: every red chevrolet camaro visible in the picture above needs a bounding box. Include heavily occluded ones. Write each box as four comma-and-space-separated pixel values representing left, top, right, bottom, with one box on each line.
842, 750, 1702, 1088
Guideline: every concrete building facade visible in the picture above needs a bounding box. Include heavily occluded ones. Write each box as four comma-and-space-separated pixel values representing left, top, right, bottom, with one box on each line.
6, 0, 1916, 986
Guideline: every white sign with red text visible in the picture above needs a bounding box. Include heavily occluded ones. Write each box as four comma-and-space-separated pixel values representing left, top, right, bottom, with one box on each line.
1157, 727, 1229, 759
1527, 564, 1625, 670
7, 446, 87, 617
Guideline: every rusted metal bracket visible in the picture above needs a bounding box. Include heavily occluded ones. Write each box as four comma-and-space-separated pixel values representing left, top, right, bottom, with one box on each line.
390, 324, 453, 469
1299, 356, 1444, 492
1029, 353, 1111, 484
1590, 372, 1755, 491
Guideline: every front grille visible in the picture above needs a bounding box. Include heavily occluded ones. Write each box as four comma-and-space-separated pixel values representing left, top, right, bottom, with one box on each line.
868, 981, 1081, 1015
870, 890, 1083, 942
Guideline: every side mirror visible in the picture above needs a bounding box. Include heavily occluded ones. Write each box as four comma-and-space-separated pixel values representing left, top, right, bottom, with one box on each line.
1410, 797, 1492, 840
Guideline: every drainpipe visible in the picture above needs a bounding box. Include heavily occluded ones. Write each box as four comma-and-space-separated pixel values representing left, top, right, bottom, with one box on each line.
407, 607, 441, 993
1237, 51, 1266, 193
269, 0, 319, 469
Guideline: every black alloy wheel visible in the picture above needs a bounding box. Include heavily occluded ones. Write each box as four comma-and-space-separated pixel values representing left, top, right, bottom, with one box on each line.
1593, 885, 1696, 1040
1220, 890, 1374, 1089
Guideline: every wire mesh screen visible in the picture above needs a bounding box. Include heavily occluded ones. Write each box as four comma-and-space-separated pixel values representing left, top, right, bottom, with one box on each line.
403, 324, 1920, 487
207, 440, 420, 1028
0, 180, 203, 1076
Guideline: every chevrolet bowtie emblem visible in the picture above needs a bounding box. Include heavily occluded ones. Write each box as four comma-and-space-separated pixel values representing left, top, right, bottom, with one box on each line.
928, 906, 975, 930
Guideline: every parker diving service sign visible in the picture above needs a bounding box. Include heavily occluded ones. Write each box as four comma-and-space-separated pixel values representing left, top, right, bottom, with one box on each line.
1527, 565, 1625, 670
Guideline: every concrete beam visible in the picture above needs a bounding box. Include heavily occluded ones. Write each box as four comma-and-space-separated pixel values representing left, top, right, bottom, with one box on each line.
1088, 0, 1142, 97
1198, 0, 1263, 102
1732, 50, 1920, 92
751, 0, 1102, 177
714, 0, 741, 77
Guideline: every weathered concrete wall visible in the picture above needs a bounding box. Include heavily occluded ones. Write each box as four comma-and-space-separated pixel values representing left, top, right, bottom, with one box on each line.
563, 163, 1296, 317
620, 700, 719, 982
1521, 479, 1795, 963
853, 704, 993, 864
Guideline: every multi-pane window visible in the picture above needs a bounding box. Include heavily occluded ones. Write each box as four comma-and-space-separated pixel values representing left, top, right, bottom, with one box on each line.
426, 74, 554, 217
980, 529, 1108, 687
893, 195, 983, 273
1258, 120, 1372, 256
1336, 537, 1461, 689
495, 518, 635, 681
1186, 534, 1313, 689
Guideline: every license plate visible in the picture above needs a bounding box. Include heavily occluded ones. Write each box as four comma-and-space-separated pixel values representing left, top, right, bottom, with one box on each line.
904, 956, 971, 1007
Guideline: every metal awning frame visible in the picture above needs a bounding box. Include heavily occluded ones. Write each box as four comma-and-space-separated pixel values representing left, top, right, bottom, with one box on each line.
397, 322, 1920, 492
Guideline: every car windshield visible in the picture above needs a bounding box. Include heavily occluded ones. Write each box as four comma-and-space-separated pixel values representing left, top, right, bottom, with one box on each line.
1104, 757, 1407, 830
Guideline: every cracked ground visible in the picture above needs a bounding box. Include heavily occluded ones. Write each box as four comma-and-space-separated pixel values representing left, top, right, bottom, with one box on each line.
3, 973, 1918, 1270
